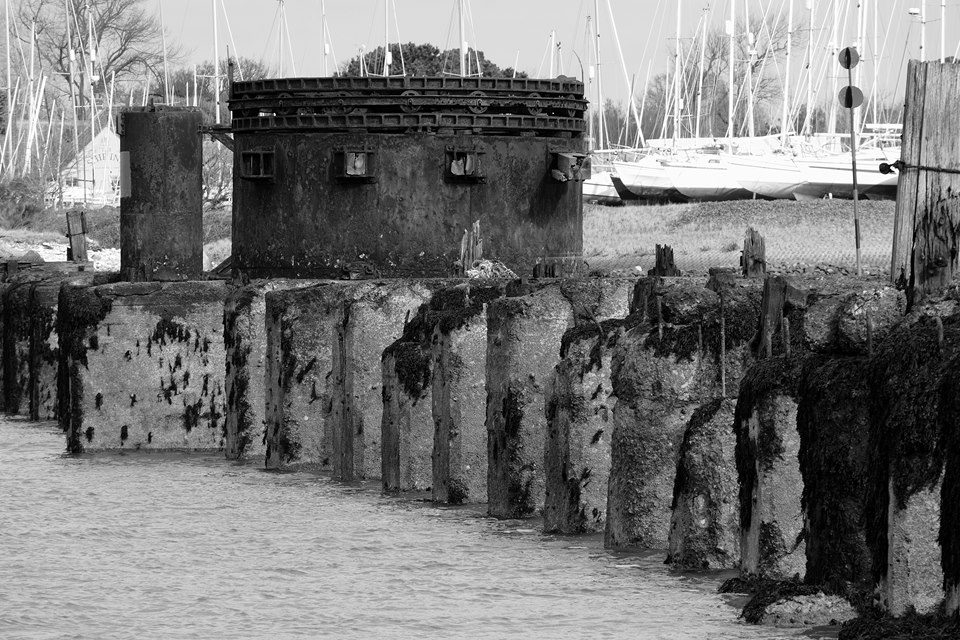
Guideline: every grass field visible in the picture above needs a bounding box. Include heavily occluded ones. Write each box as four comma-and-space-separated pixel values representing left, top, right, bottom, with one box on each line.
583, 199, 896, 275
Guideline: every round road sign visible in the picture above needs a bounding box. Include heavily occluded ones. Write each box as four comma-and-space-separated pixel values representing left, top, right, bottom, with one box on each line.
839, 47, 860, 69
838, 85, 864, 109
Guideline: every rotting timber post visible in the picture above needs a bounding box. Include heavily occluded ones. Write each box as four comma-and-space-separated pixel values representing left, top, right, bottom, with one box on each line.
890, 60, 960, 295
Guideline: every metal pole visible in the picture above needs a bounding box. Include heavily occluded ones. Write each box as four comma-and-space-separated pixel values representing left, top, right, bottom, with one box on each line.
781, 0, 793, 146
920, 0, 926, 62
695, 6, 708, 140
594, 0, 605, 149
321, 0, 328, 75
459, 0, 467, 77
745, 0, 755, 138
159, 0, 169, 104
847, 63, 862, 277
383, 0, 390, 76
212, 0, 221, 123
804, 0, 814, 136
728, 0, 735, 140
673, 0, 682, 144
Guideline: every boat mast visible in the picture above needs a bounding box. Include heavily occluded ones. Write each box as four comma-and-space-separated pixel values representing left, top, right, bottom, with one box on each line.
212, 0, 220, 124
586, 17, 594, 150
854, 0, 862, 136
872, 0, 878, 123
695, 5, 708, 140
920, 0, 926, 62
727, 0, 735, 140
940, 0, 945, 63
593, 0, 605, 149
459, 0, 467, 77
2, 0, 10, 172
781, 0, 793, 146
383, 0, 390, 76
321, 0, 329, 75
744, 0, 755, 138
672, 0, 682, 145
803, 0, 813, 136
159, 0, 169, 103
549, 30, 556, 77
604, 0, 644, 146
827, 0, 838, 139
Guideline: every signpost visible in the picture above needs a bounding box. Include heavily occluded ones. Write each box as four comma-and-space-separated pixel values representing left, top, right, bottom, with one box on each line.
839, 46, 863, 276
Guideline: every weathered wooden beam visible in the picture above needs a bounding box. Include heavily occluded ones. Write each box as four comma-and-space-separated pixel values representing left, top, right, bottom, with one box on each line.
65, 210, 88, 263
753, 274, 808, 358
893, 61, 960, 294
741, 227, 766, 278
648, 244, 681, 277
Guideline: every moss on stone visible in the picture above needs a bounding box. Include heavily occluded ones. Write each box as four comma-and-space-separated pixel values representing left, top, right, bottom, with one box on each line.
865, 313, 960, 584
838, 608, 960, 640
797, 356, 873, 590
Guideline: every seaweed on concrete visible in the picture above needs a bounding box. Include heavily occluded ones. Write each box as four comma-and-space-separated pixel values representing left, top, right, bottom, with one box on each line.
797, 356, 873, 590
57, 283, 113, 453
936, 351, 960, 596
865, 314, 960, 584
733, 354, 811, 534
838, 608, 960, 640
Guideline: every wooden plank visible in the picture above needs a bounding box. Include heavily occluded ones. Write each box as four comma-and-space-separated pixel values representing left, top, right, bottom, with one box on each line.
741, 227, 766, 278
912, 63, 960, 294
65, 210, 88, 263
890, 61, 925, 286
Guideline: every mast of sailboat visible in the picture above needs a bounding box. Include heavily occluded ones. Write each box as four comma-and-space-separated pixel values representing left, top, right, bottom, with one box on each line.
695, 5, 708, 140
780, 0, 793, 146
1, 0, 10, 172
940, 0, 945, 63
827, 0, 838, 139
727, 0, 735, 141
593, 0, 605, 149
672, 0, 681, 145
872, 0, 878, 123
212, 0, 221, 124
603, 0, 644, 146
920, 0, 926, 62
549, 30, 556, 77
159, 0, 169, 103
744, 0, 755, 139
383, 0, 390, 75
458, 0, 467, 77
321, 0, 329, 75
803, 0, 813, 135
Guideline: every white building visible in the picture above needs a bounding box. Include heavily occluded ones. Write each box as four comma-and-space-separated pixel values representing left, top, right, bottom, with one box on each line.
54, 127, 121, 207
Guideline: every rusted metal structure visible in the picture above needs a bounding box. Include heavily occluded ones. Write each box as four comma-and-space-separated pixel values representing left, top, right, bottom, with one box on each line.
119, 106, 204, 282
228, 76, 589, 278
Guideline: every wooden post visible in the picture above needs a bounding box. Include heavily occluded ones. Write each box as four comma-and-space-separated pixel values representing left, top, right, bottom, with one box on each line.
648, 244, 681, 276
891, 61, 960, 294
741, 227, 766, 278
65, 209, 88, 263
754, 274, 808, 358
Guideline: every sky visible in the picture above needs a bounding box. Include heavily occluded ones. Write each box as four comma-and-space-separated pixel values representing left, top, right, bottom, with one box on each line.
161, 0, 960, 110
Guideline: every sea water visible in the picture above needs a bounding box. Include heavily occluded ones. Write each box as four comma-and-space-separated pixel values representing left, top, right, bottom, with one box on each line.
0, 418, 832, 639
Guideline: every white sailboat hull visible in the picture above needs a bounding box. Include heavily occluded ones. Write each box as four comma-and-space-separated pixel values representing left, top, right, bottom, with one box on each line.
583, 170, 621, 204
796, 153, 898, 200
612, 158, 684, 200
662, 158, 752, 201
726, 155, 808, 200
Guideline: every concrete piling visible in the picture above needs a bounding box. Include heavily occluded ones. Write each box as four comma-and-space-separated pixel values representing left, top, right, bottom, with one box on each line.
58, 280, 229, 453
668, 398, 739, 570
486, 279, 631, 519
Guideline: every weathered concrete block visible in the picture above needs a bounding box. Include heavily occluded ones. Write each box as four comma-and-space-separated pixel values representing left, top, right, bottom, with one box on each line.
797, 356, 873, 587
332, 280, 439, 481
801, 287, 906, 355
606, 277, 759, 550
735, 358, 806, 579
667, 398, 739, 570
543, 320, 625, 533
487, 278, 631, 519
2, 270, 104, 420
223, 279, 322, 462
264, 282, 359, 470
431, 284, 507, 504
59, 280, 229, 453
380, 281, 468, 491
867, 314, 960, 616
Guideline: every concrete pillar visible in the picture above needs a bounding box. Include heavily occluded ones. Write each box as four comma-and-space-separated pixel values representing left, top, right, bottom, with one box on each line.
606, 277, 758, 551
263, 282, 357, 471
223, 279, 322, 462
486, 279, 631, 519
735, 359, 806, 579
668, 398, 739, 570
796, 356, 873, 587
431, 284, 506, 504
543, 320, 626, 533
119, 106, 203, 282
59, 280, 228, 453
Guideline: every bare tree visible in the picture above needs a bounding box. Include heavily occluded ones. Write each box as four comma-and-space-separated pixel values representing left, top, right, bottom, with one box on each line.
18, 0, 173, 107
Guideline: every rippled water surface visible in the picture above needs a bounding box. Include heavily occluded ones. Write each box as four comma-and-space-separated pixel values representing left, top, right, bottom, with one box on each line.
1, 419, 828, 639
